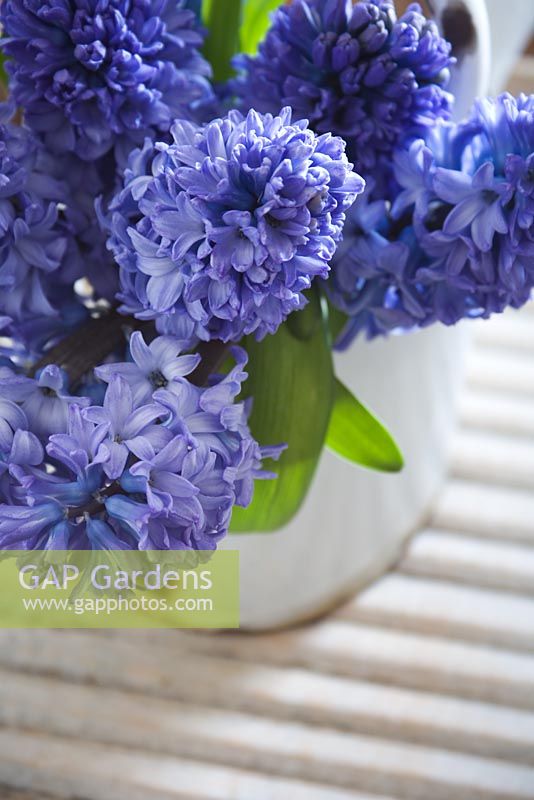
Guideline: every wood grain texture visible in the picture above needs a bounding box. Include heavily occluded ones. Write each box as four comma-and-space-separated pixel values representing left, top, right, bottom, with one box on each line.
432, 480, 534, 544
0, 791, 58, 800
337, 573, 534, 651
459, 388, 534, 437
0, 630, 533, 764
473, 313, 534, 353
401, 529, 534, 594
0, 729, 372, 800
452, 429, 534, 490
1, 672, 534, 800
111, 622, 534, 710
466, 348, 534, 398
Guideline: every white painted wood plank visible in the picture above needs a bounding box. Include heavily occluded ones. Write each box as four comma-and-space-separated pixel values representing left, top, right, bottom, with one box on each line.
129, 623, 534, 710
473, 314, 534, 354
401, 530, 534, 595
0, 728, 369, 800
452, 429, 534, 490
459, 389, 534, 437
466, 349, 534, 397
0, 630, 532, 764
0, 791, 56, 800
337, 574, 534, 651
0, 671, 533, 800
432, 480, 534, 545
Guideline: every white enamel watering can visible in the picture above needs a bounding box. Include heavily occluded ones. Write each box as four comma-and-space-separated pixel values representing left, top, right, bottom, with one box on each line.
221, 0, 492, 630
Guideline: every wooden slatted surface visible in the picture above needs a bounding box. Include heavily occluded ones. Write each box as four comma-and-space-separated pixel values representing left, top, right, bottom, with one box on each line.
400, 529, 534, 594
0, 730, 372, 800
433, 480, 534, 545
1, 60, 534, 800
0, 791, 57, 800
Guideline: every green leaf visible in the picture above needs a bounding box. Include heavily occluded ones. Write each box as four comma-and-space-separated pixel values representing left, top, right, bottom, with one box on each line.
230, 290, 335, 532
326, 379, 403, 472
203, 0, 243, 82
201, 0, 213, 21
240, 0, 283, 54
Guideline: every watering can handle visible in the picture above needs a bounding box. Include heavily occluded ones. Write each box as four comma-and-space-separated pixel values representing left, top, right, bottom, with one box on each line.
429, 0, 491, 119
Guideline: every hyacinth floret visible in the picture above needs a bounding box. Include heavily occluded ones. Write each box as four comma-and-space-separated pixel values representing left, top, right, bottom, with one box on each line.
0, 363, 89, 441
95, 330, 202, 404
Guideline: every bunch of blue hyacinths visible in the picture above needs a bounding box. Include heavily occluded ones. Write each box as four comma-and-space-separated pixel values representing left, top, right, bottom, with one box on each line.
0, 0, 533, 553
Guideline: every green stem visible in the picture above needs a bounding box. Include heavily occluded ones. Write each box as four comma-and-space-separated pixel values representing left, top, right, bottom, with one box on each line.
30, 308, 230, 390
203, 0, 243, 83
189, 339, 231, 386
30, 310, 148, 390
